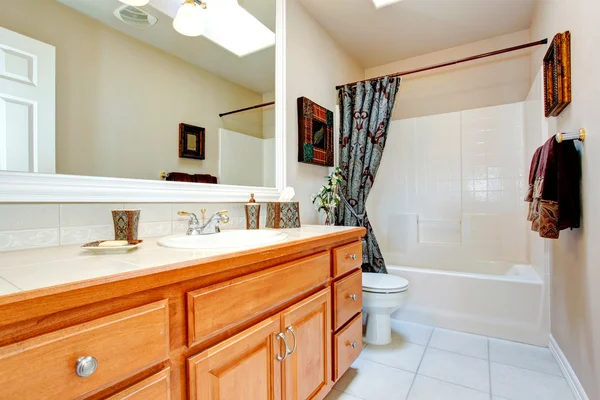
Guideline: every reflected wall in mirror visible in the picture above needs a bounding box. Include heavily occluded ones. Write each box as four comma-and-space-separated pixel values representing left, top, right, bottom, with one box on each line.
0, 0, 276, 188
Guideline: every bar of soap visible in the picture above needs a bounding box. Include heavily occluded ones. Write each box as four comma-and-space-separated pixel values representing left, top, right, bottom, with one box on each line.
98, 240, 129, 247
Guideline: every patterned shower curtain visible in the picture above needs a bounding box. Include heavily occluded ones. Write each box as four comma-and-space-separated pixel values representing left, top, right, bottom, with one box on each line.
337, 76, 401, 274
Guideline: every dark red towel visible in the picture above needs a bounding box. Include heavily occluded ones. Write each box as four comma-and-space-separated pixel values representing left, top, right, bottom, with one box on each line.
525, 137, 581, 238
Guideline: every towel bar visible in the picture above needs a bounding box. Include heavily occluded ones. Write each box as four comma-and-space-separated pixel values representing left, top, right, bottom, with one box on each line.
556, 128, 586, 143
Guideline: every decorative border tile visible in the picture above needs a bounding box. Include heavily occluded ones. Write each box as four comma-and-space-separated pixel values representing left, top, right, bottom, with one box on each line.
0, 228, 59, 251
60, 225, 114, 245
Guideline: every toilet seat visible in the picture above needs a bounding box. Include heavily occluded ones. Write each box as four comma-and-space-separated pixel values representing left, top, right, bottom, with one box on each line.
362, 272, 409, 294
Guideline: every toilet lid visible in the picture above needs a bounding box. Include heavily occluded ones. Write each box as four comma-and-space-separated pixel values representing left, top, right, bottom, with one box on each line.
362, 273, 409, 293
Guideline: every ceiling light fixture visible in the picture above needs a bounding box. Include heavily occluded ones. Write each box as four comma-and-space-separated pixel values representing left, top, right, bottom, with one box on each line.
371, 0, 403, 9
173, 0, 207, 37
118, 0, 150, 7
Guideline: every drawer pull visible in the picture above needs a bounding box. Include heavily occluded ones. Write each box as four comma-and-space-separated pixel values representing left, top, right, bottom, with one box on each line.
348, 294, 358, 301
275, 332, 291, 362
75, 356, 98, 378
346, 341, 359, 349
348, 254, 358, 261
286, 326, 297, 355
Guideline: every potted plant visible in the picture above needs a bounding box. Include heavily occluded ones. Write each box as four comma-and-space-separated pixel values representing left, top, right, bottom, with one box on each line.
311, 167, 342, 226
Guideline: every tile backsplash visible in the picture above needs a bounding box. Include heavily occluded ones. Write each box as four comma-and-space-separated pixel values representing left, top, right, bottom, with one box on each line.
0, 202, 265, 252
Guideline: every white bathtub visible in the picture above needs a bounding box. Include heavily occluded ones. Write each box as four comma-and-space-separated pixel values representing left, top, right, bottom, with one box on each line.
388, 263, 549, 345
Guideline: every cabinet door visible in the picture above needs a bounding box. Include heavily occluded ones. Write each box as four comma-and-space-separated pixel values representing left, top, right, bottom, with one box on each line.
188, 314, 283, 400
281, 289, 332, 400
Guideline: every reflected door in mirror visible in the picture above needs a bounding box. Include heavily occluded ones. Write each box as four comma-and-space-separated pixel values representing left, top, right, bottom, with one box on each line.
0, 26, 55, 173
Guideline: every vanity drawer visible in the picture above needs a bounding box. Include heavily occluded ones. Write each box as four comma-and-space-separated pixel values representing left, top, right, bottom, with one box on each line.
107, 368, 171, 400
188, 252, 330, 347
0, 300, 169, 400
333, 313, 363, 381
333, 269, 362, 331
333, 242, 362, 278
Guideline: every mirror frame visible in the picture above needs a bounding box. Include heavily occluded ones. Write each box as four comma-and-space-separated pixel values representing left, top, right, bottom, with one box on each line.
0, 0, 286, 203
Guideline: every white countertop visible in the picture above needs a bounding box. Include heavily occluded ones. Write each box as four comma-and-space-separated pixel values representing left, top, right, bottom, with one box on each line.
0, 226, 360, 297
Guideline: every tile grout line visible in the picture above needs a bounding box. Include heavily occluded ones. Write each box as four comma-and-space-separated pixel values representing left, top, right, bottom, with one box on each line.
0, 275, 24, 291
416, 373, 493, 397
404, 326, 435, 399
426, 344, 490, 361
489, 359, 566, 378
488, 338, 493, 400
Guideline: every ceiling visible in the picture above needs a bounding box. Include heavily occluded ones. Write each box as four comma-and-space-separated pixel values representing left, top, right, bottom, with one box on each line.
297, 0, 537, 68
58, 0, 275, 94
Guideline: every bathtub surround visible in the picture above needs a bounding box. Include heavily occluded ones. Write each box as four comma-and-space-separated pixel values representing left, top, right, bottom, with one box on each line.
369, 102, 529, 268
529, 1, 600, 398
337, 76, 402, 273
367, 100, 550, 345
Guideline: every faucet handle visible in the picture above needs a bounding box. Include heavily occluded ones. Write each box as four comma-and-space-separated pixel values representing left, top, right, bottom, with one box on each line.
217, 210, 230, 224
178, 210, 199, 222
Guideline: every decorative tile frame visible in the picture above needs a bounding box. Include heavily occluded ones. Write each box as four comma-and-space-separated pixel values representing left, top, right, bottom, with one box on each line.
297, 97, 334, 166
543, 31, 571, 117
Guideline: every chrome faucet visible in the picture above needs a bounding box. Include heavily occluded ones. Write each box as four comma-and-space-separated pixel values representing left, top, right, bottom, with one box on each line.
178, 210, 229, 235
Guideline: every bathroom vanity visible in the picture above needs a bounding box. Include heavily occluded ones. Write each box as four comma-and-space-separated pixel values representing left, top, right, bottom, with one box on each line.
0, 226, 365, 400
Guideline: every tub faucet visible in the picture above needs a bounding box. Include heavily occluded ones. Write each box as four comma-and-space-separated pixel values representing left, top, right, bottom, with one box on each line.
178, 210, 229, 235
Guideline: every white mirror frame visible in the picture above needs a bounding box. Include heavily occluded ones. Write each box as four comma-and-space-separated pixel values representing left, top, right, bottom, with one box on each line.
0, 0, 286, 204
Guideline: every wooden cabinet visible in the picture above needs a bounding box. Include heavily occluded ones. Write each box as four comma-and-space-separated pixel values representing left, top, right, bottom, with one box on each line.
332, 242, 362, 278
333, 270, 362, 331
330, 247, 363, 384
187, 315, 283, 400
187, 252, 330, 348
0, 300, 169, 400
107, 368, 171, 400
0, 229, 365, 400
187, 289, 332, 400
333, 314, 363, 381
281, 289, 332, 400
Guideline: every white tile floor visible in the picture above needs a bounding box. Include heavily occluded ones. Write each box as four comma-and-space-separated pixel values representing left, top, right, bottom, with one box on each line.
327, 319, 574, 400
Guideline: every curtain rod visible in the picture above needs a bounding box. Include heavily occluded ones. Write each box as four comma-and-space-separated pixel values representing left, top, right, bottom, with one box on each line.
219, 101, 275, 117
336, 39, 548, 90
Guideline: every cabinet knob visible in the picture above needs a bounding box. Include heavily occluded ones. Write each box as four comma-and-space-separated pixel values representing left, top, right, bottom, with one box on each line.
348, 254, 358, 261
347, 341, 359, 349
348, 294, 358, 301
75, 356, 98, 378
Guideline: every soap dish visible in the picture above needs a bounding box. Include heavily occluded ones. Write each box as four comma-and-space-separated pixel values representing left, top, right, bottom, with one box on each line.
81, 240, 143, 254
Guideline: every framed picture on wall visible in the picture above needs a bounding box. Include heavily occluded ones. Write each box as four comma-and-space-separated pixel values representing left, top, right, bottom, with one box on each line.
179, 123, 205, 160
543, 31, 571, 117
297, 97, 334, 167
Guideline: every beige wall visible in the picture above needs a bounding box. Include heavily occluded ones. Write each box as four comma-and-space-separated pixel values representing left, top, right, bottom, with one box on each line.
529, 1, 600, 398
366, 30, 531, 120
0, 0, 264, 181
286, 0, 364, 224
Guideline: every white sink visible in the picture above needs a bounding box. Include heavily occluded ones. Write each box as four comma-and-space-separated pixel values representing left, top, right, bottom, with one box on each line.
157, 230, 288, 250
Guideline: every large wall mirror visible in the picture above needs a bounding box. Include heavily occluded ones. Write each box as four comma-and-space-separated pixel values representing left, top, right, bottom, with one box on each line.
0, 0, 285, 202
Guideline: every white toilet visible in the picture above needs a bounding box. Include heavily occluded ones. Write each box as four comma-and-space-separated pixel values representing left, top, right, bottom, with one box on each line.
362, 272, 409, 345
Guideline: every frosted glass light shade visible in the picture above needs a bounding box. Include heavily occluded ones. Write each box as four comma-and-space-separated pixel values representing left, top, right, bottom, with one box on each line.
173, 2, 205, 37
119, 0, 150, 6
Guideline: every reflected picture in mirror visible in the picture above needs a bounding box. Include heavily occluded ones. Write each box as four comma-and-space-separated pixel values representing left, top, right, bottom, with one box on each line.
0, 0, 276, 188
